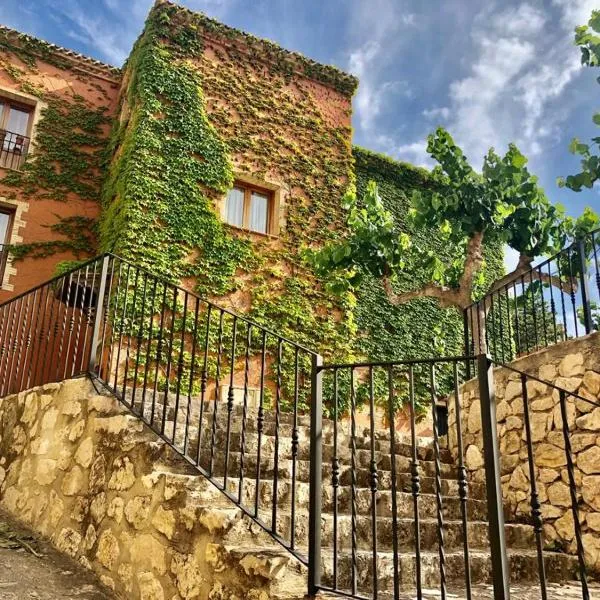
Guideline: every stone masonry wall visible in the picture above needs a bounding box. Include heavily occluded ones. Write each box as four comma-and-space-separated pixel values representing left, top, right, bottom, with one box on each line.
448, 332, 600, 571
0, 377, 306, 600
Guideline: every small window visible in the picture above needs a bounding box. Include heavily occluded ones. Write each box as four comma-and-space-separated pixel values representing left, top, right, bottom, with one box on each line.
224, 183, 275, 235
0, 207, 14, 285
0, 98, 33, 170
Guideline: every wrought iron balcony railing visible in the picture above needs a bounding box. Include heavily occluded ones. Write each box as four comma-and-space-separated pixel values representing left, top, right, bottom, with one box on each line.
0, 129, 30, 170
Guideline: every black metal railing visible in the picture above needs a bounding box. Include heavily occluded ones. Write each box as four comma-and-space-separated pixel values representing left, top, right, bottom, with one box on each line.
311, 356, 486, 599
0, 254, 595, 600
0, 129, 30, 170
0, 253, 317, 560
465, 228, 600, 365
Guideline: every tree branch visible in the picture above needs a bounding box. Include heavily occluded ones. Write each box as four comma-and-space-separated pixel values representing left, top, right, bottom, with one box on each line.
458, 231, 485, 295
487, 253, 578, 295
382, 277, 464, 309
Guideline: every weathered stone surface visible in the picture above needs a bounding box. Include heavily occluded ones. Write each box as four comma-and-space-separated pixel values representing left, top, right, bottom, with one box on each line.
35, 459, 58, 486
538, 468, 560, 483
125, 496, 152, 529
41, 408, 58, 431
171, 552, 205, 598
530, 396, 554, 411
467, 400, 481, 434
96, 529, 119, 570
583, 371, 600, 396
61, 399, 82, 417
505, 416, 522, 431
571, 433, 597, 454
62, 466, 87, 496
496, 400, 511, 422
90, 491, 107, 523
552, 399, 576, 431
68, 419, 86, 442
587, 512, 600, 532
130, 534, 166, 575
508, 465, 529, 491
534, 443, 567, 468
576, 408, 600, 431
559, 353, 585, 377
465, 445, 483, 471
152, 504, 176, 540
554, 511, 576, 540
504, 380, 522, 402
539, 363, 557, 381
137, 572, 164, 600
21, 393, 38, 425
547, 481, 571, 507
577, 445, 600, 474
55, 527, 82, 558
107, 497, 124, 524
108, 456, 135, 491
74, 437, 94, 468
582, 476, 600, 511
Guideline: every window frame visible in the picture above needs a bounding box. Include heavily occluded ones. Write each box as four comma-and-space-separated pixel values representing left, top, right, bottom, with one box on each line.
0, 97, 33, 137
0, 205, 15, 286
224, 181, 276, 236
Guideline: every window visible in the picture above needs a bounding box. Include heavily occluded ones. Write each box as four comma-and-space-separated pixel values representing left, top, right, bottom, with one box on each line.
0, 207, 14, 284
224, 183, 275, 235
0, 97, 33, 170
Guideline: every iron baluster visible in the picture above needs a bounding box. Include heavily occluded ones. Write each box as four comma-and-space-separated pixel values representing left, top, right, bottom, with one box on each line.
408, 365, 422, 600
254, 330, 267, 517
331, 367, 340, 587
238, 322, 251, 504
350, 366, 358, 597
224, 315, 237, 490
368, 366, 379, 598
172, 289, 188, 447
567, 247, 580, 338
271, 339, 283, 534
578, 238, 593, 334
453, 362, 472, 600
547, 262, 559, 343
430, 364, 446, 600
387, 366, 400, 600
140, 277, 158, 417
556, 257, 569, 340
160, 287, 178, 436
558, 390, 590, 600
121, 267, 140, 404
184, 297, 200, 457
195, 304, 211, 467
520, 375, 547, 600
208, 309, 224, 476
131, 271, 149, 411
113, 263, 132, 394
289, 346, 300, 551
150, 283, 168, 428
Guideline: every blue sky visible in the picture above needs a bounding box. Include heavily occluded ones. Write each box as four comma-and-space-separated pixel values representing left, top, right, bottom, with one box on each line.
0, 0, 598, 236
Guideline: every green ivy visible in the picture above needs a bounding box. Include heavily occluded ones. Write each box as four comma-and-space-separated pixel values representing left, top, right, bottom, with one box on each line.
352, 147, 504, 368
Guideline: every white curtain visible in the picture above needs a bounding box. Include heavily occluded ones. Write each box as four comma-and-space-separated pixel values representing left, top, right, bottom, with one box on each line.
249, 192, 268, 233
0, 212, 11, 244
6, 106, 30, 136
226, 187, 244, 227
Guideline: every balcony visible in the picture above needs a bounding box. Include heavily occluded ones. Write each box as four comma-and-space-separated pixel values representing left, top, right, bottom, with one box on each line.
0, 129, 30, 170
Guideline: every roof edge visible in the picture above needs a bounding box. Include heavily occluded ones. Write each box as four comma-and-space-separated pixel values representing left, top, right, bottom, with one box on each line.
154, 0, 358, 96
0, 24, 121, 80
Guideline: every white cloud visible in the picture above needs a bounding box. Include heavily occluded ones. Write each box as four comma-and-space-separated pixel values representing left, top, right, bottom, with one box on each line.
375, 136, 434, 169
423, 107, 450, 121
346, 0, 415, 135
437, 1, 593, 169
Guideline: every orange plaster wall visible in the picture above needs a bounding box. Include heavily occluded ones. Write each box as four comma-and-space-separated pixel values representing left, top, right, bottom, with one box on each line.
0, 52, 121, 303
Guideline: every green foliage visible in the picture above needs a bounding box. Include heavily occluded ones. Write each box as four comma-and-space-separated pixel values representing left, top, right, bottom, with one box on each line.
0, 38, 113, 262
559, 10, 600, 191
578, 302, 600, 330
312, 129, 597, 321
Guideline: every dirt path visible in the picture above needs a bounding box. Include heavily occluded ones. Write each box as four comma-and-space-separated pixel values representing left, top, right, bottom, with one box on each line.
0, 509, 114, 600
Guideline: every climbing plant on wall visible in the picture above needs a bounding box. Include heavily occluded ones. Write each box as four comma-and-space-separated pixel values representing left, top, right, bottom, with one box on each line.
0, 30, 114, 261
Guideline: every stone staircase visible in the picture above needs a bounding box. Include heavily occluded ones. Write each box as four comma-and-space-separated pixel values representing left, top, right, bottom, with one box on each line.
120, 389, 586, 598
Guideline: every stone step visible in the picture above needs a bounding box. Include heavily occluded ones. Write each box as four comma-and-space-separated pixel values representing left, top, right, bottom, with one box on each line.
218, 477, 488, 521
180, 448, 460, 491
319, 548, 579, 593
258, 511, 535, 553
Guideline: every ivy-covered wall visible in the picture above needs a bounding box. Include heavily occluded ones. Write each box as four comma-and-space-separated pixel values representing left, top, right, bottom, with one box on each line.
100, 0, 359, 362
353, 147, 505, 362
0, 26, 120, 300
